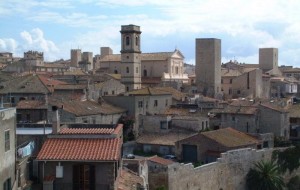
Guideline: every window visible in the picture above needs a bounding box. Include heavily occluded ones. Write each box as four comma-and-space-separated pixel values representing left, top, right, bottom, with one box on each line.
237, 90, 241, 94
103, 92, 108, 96
5, 130, 10, 152
221, 79, 223, 84
230, 79, 232, 84
126, 36, 130, 46
154, 100, 158, 107
143, 69, 147, 77
114, 70, 118, 74
263, 141, 269, 148
126, 86, 129, 92
206, 121, 208, 128
136, 36, 139, 46
165, 99, 168, 106
136, 67, 138, 74
247, 72, 250, 89
160, 121, 168, 129
3, 178, 11, 190
11, 97, 15, 104
92, 117, 96, 124
112, 90, 115, 95
138, 101, 143, 108
229, 89, 232, 95
202, 122, 204, 130
232, 116, 235, 122
126, 67, 129, 73
82, 118, 88, 124
175, 67, 179, 74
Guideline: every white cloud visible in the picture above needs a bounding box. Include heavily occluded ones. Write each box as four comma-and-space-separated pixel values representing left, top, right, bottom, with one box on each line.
28, 11, 108, 28
20, 31, 33, 44
0, 38, 18, 52
1, 0, 300, 65
0, 28, 59, 60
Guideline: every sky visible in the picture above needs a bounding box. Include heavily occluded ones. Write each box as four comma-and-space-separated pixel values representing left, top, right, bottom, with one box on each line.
0, 0, 300, 67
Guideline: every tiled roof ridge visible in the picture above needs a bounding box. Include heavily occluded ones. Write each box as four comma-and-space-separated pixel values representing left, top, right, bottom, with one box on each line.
59, 128, 115, 135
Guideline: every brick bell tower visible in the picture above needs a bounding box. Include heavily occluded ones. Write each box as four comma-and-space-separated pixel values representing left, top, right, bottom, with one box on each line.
120, 24, 142, 91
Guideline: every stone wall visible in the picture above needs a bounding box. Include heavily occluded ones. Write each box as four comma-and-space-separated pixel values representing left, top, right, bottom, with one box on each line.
232, 69, 263, 99
168, 148, 299, 190
259, 104, 290, 139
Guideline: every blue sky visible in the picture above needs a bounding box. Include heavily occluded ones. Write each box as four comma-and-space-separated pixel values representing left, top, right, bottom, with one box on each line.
0, 0, 300, 67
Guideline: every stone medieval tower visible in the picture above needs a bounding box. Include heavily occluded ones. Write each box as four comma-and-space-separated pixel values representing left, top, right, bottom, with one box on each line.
120, 24, 142, 91
70, 49, 81, 67
259, 48, 278, 72
195, 38, 221, 98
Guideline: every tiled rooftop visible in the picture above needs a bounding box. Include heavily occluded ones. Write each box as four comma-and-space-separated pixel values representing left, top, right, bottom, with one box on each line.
148, 156, 174, 165
210, 105, 258, 115
37, 138, 120, 161
49, 98, 126, 116
118, 169, 144, 190
127, 87, 171, 96
153, 87, 186, 101
54, 84, 87, 90
17, 100, 47, 109
202, 127, 259, 148
0, 74, 50, 94
136, 132, 196, 146
59, 128, 115, 135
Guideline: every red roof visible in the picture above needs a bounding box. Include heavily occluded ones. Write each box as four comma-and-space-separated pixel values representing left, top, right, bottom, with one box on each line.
59, 128, 115, 135
17, 100, 47, 109
37, 138, 120, 161
148, 156, 174, 165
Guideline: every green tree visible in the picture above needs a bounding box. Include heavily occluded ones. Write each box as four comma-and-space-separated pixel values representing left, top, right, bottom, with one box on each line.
246, 160, 285, 190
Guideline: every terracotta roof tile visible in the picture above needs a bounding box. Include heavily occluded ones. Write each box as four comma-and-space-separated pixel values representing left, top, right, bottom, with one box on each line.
0, 74, 50, 94
49, 99, 126, 116
202, 127, 259, 148
59, 128, 115, 135
118, 169, 144, 190
17, 100, 47, 109
38, 75, 67, 90
153, 87, 186, 101
54, 84, 87, 90
148, 156, 174, 165
37, 138, 120, 161
136, 132, 196, 146
210, 105, 258, 115
127, 87, 171, 96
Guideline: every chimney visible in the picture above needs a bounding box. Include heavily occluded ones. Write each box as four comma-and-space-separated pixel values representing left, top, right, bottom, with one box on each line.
52, 106, 60, 134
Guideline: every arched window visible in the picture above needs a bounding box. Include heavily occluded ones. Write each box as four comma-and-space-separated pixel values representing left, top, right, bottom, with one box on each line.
126, 36, 130, 46
143, 69, 147, 77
